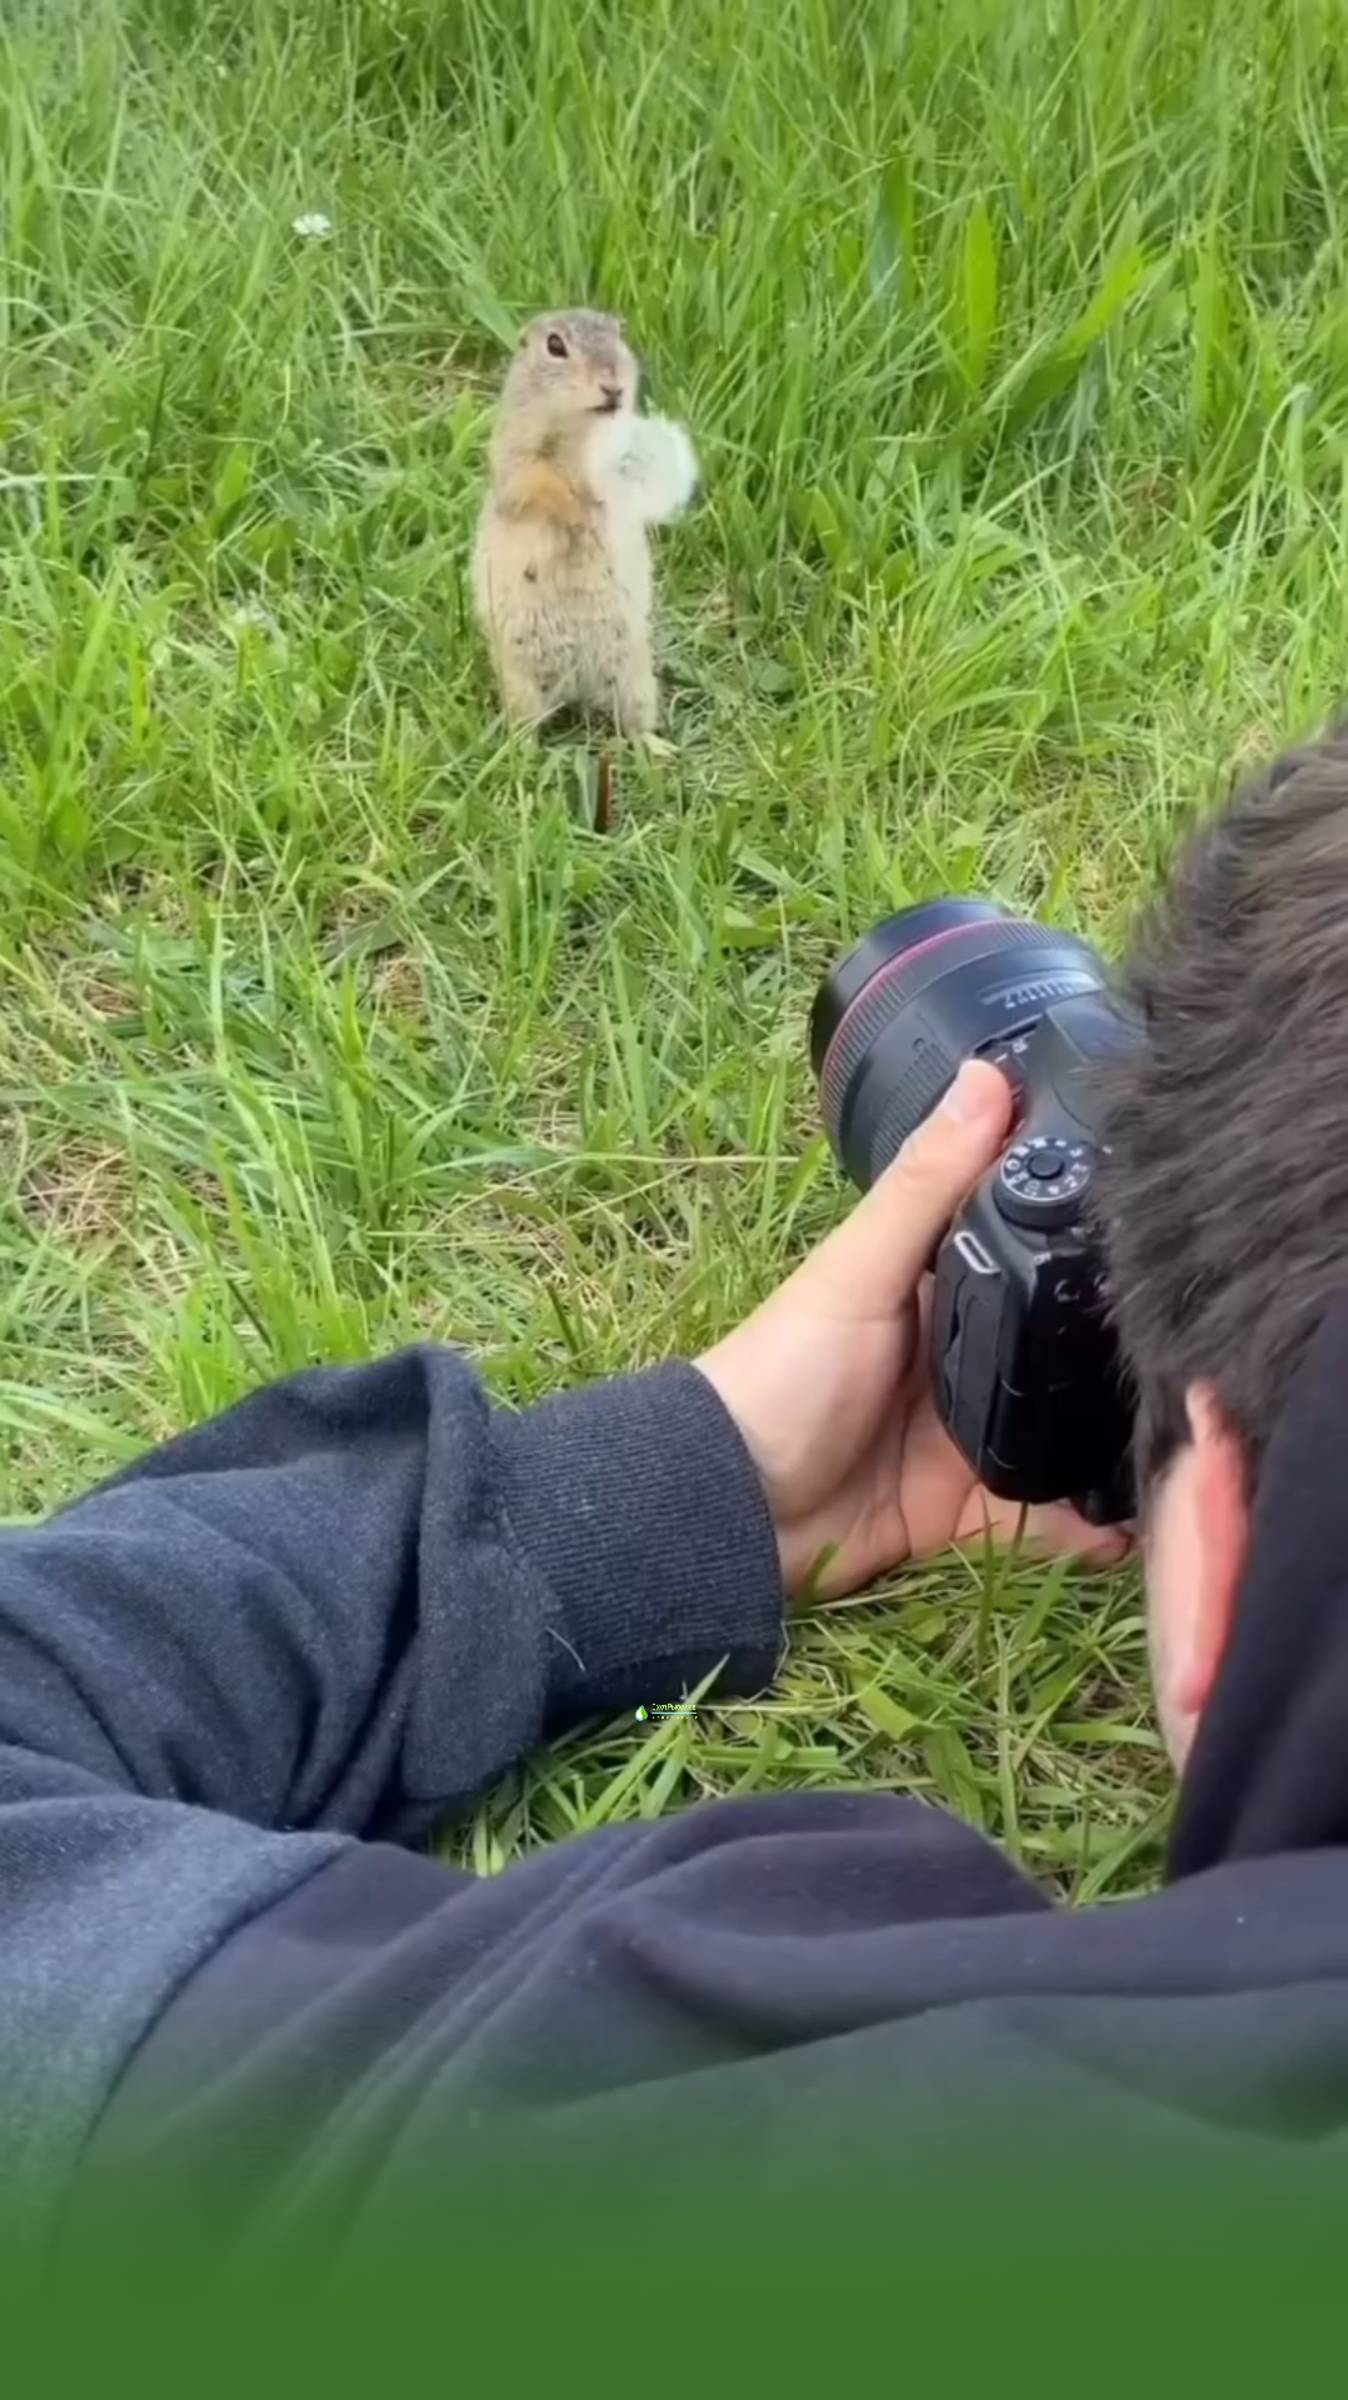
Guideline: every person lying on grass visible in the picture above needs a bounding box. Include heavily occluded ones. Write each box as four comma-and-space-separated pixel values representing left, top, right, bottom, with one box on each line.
10, 725, 1348, 2270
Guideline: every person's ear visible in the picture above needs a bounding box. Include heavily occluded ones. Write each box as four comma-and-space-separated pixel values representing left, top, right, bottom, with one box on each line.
1148, 1381, 1251, 1766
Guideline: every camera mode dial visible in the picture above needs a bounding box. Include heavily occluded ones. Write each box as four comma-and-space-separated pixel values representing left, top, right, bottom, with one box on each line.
994, 1136, 1096, 1232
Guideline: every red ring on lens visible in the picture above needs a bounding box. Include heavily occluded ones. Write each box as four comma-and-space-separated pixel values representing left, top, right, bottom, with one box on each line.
820, 922, 981, 1087
818, 918, 1005, 1140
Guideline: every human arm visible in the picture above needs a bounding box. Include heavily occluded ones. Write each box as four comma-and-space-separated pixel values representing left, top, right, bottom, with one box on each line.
0, 1348, 783, 1846
8, 1060, 1117, 2242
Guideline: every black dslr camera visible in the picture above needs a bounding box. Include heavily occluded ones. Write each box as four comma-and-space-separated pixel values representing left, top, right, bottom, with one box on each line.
810, 900, 1139, 1526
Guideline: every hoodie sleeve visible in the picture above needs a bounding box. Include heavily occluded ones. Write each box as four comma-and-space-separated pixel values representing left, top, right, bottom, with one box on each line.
0, 1347, 785, 1844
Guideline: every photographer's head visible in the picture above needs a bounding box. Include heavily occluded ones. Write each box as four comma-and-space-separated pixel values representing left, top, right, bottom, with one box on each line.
1100, 723, 1348, 1766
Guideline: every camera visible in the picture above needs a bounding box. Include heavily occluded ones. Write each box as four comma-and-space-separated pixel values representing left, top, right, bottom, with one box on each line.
810, 899, 1139, 1527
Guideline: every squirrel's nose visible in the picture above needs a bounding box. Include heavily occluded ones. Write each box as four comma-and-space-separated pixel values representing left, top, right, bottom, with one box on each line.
600, 383, 623, 410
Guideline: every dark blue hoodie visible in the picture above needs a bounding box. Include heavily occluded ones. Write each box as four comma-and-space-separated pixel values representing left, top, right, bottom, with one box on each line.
6, 1316, 1348, 2265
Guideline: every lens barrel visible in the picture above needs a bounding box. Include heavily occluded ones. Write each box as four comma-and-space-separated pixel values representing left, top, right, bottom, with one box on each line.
812, 900, 1111, 1190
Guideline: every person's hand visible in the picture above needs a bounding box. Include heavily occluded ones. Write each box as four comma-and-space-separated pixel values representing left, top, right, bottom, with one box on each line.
697, 1058, 1129, 1600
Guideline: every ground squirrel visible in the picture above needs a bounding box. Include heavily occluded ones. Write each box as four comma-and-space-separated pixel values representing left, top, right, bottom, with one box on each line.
472, 309, 698, 735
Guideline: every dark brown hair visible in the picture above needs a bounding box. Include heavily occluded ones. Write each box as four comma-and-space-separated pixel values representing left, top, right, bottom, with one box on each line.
1098, 722, 1348, 1492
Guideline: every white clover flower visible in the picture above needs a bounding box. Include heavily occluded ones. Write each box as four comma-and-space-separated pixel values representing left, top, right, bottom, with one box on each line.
224, 600, 282, 644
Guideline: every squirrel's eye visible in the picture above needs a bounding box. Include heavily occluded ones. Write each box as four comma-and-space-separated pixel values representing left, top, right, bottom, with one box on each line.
546, 332, 568, 359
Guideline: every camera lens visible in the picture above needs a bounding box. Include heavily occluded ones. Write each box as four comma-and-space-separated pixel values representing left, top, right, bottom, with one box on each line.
810, 898, 1111, 1190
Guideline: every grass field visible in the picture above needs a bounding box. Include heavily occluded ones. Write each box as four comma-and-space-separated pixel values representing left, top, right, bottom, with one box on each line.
4, 0, 1348, 1898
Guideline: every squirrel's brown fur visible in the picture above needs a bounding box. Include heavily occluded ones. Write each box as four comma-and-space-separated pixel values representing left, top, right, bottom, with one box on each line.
471, 310, 660, 733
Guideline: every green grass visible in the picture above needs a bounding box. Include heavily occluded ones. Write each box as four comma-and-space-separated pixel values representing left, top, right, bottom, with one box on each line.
6, 0, 1348, 1899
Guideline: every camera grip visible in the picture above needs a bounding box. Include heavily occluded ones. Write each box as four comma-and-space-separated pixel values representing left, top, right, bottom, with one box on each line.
931, 1186, 1132, 1514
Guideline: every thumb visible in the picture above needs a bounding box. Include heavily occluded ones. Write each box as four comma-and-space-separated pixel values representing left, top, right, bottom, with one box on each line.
811, 1058, 1014, 1302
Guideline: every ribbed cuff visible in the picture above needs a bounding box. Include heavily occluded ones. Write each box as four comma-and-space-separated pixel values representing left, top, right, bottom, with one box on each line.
493, 1362, 785, 1718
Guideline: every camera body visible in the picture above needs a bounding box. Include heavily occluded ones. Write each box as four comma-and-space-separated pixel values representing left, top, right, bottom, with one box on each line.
811, 900, 1139, 1525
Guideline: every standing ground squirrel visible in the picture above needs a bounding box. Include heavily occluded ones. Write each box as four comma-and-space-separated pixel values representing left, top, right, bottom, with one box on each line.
472, 309, 698, 735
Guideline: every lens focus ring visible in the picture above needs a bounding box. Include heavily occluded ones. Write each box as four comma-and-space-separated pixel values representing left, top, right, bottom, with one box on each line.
852, 1046, 959, 1183
813, 904, 1111, 1194
819, 917, 1048, 1167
